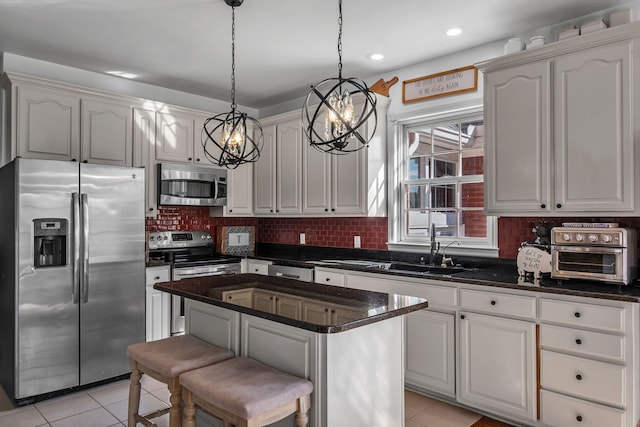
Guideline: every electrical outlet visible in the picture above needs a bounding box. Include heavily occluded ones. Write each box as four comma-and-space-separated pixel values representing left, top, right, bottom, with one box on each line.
354, 235, 361, 248
300, 233, 306, 244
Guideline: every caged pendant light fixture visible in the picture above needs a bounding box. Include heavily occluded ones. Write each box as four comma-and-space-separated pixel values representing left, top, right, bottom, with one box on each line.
302, 0, 377, 154
202, 0, 263, 169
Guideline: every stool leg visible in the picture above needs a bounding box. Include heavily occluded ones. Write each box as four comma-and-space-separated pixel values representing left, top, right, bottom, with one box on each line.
127, 359, 142, 427
294, 395, 311, 427
167, 377, 182, 427
182, 388, 197, 427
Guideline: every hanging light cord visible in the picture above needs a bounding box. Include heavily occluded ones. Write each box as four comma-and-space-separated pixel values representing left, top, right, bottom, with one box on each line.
230, 5, 237, 111
337, 0, 343, 81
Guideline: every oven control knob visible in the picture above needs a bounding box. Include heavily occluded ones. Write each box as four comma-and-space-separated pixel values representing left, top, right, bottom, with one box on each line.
588, 234, 598, 243
563, 233, 571, 241
575, 233, 584, 242
602, 234, 613, 243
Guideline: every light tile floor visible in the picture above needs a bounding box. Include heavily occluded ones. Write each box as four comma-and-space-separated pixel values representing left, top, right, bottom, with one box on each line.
0, 379, 484, 427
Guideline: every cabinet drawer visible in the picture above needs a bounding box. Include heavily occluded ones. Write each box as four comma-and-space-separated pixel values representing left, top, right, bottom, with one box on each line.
541, 389, 624, 427
540, 299, 625, 333
540, 324, 625, 363
315, 270, 345, 286
248, 262, 269, 275
145, 266, 170, 285
459, 289, 536, 319
541, 350, 625, 407
393, 280, 457, 309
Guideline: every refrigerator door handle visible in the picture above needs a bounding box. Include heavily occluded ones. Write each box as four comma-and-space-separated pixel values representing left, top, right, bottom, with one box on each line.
72, 192, 81, 304
81, 193, 90, 303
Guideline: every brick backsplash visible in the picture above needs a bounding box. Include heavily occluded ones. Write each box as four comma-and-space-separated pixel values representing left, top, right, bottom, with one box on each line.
146, 207, 640, 259
499, 216, 640, 258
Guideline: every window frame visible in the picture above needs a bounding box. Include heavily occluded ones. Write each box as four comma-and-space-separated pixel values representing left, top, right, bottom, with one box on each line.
387, 104, 498, 257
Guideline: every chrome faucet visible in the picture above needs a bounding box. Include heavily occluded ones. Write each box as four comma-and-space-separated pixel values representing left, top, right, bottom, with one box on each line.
430, 223, 440, 264
440, 241, 460, 266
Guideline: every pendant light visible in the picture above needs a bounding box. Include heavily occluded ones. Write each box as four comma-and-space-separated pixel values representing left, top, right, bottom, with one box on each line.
302, 0, 377, 154
202, 0, 263, 169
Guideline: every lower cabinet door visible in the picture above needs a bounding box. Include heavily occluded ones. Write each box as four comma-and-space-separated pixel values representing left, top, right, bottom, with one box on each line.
458, 311, 537, 421
541, 389, 624, 427
405, 310, 455, 396
145, 288, 170, 342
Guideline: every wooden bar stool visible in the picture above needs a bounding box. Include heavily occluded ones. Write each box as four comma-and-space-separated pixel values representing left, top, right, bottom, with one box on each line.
126, 334, 234, 427
180, 356, 313, 427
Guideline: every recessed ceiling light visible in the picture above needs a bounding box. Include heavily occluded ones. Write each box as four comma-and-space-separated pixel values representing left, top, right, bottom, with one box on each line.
446, 27, 462, 37
368, 53, 384, 61
106, 71, 137, 79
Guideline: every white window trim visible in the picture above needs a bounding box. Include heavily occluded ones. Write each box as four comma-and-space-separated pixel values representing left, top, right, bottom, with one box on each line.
386, 102, 498, 258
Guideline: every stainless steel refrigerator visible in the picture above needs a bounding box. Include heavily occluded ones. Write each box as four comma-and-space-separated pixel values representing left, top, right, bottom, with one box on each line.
0, 158, 146, 401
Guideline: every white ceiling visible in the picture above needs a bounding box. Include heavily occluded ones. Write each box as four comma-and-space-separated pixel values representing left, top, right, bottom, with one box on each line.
0, 0, 634, 109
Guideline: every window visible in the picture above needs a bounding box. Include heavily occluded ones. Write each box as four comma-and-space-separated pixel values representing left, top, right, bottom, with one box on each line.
389, 106, 497, 256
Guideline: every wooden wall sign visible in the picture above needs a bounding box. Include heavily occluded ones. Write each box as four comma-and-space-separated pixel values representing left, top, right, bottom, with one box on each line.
402, 65, 477, 104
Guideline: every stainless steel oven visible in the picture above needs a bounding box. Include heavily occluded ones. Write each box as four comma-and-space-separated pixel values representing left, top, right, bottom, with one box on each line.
551, 226, 637, 285
148, 231, 240, 335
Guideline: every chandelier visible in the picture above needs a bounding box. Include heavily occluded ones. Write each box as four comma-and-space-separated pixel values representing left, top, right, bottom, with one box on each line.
202, 0, 263, 169
301, 0, 377, 154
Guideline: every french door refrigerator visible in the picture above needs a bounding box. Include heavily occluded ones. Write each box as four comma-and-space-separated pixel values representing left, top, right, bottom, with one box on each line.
0, 158, 146, 401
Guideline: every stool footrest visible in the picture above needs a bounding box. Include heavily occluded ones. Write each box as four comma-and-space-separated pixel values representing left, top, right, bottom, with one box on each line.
134, 405, 170, 427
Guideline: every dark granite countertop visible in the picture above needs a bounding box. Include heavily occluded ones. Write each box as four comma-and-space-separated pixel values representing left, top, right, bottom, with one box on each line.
250, 243, 640, 303
154, 273, 428, 333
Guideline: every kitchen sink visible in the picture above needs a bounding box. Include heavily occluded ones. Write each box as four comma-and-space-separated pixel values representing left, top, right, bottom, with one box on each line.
381, 262, 465, 275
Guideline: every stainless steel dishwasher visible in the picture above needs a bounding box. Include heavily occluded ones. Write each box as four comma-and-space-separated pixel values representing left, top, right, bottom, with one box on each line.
267, 264, 314, 282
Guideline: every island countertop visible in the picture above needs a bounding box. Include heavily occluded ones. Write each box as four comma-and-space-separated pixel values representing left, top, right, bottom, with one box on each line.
154, 273, 428, 333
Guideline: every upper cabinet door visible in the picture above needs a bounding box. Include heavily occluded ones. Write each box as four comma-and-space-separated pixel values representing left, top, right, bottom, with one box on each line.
303, 142, 331, 215
16, 85, 81, 161
81, 97, 132, 166
254, 124, 277, 214
276, 118, 303, 215
554, 41, 634, 212
155, 111, 194, 164
484, 60, 551, 215
332, 140, 366, 215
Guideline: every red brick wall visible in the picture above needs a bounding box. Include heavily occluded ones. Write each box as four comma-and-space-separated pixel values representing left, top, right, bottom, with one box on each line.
498, 216, 640, 259
146, 207, 640, 259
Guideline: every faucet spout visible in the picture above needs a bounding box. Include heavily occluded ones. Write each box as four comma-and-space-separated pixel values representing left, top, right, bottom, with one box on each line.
429, 223, 439, 263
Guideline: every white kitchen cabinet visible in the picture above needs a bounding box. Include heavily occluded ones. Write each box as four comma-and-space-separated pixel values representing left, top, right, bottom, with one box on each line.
14, 82, 81, 162
133, 107, 158, 217
226, 162, 253, 215
303, 137, 366, 215
314, 267, 345, 286
244, 259, 271, 275
345, 270, 457, 397
253, 114, 303, 215
155, 110, 195, 164
458, 311, 537, 422
81, 96, 132, 166
2, 75, 136, 167
145, 266, 171, 342
406, 309, 455, 396
539, 296, 638, 427
480, 26, 639, 216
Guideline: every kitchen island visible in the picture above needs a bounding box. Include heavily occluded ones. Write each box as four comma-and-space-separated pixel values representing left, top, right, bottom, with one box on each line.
155, 273, 428, 427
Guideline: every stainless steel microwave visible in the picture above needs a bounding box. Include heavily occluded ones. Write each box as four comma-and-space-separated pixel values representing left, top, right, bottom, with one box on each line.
158, 163, 227, 207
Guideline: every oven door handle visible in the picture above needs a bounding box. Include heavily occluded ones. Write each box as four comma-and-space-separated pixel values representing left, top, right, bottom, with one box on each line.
553, 245, 624, 254
173, 269, 239, 279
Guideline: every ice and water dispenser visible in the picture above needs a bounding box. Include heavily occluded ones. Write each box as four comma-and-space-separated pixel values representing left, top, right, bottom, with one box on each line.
33, 218, 67, 268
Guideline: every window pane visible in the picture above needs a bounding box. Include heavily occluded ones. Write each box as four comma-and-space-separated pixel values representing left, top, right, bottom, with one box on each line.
407, 184, 429, 209
408, 156, 429, 179
433, 124, 460, 153
460, 182, 484, 208
406, 210, 430, 236
433, 153, 458, 177
461, 149, 484, 175
431, 184, 455, 209
432, 210, 457, 237
460, 210, 487, 238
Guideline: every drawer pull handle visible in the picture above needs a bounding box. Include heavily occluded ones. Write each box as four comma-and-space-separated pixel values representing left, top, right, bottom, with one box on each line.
326, 278, 331, 282
460, 314, 466, 319
490, 300, 497, 306
575, 338, 582, 345
576, 415, 583, 422
574, 312, 581, 318
254, 268, 259, 272
576, 374, 583, 381
154, 276, 160, 280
